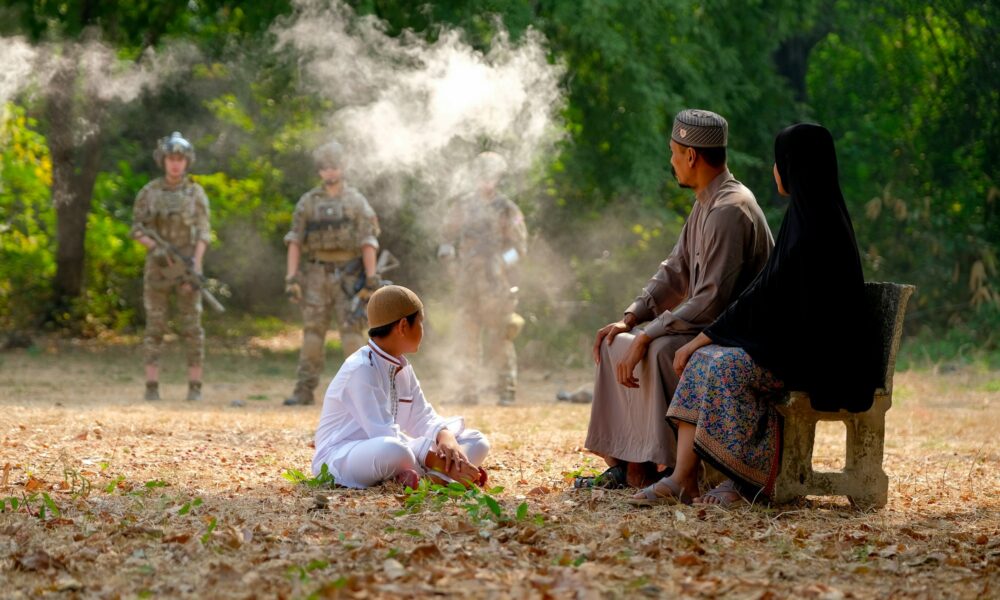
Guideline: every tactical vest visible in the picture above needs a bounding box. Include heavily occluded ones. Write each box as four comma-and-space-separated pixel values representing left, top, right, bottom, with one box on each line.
458, 199, 507, 259
148, 182, 199, 250
303, 193, 359, 253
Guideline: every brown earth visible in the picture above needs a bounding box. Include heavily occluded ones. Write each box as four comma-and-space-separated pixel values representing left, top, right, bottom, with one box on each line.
1, 340, 998, 598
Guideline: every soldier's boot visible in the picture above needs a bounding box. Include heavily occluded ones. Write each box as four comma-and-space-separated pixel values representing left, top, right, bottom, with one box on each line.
186, 381, 202, 402
497, 375, 516, 407
144, 381, 160, 402
284, 385, 315, 406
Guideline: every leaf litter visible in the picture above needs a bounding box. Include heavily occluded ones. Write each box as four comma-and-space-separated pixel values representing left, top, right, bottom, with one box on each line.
0, 351, 998, 598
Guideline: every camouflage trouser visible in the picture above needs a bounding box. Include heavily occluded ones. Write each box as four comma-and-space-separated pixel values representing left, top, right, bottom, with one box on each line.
293, 260, 367, 398
143, 263, 204, 369
457, 271, 519, 403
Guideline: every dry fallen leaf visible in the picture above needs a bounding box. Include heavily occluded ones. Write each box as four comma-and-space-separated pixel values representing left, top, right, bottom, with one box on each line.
383, 558, 406, 580
672, 553, 704, 567
14, 550, 66, 572
409, 543, 442, 563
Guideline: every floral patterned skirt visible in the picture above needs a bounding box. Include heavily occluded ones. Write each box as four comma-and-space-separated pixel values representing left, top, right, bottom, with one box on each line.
666, 345, 785, 498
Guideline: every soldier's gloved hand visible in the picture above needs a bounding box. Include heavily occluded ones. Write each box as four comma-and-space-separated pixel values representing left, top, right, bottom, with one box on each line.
356, 275, 382, 301
285, 274, 302, 304
436, 243, 456, 261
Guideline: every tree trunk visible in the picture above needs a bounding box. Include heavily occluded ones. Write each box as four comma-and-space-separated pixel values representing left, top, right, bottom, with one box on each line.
773, 32, 827, 104
773, 5, 836, 104
46, 60, 104, 319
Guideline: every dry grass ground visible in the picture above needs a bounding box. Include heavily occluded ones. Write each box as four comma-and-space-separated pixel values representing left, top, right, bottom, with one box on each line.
1, 339, 998, 599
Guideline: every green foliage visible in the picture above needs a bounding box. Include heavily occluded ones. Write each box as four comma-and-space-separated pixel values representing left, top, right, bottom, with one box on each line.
200, 516, 218, 545
0, 491, 61, 520
1, 0, 996, 359
0, 104, 54, 332
282, 464, 336, 488
63, 468, 92, 498
808, 1, 1000, 333
398, 479, 542, 525
287, 559, 331, 582
177, 497, 204, 516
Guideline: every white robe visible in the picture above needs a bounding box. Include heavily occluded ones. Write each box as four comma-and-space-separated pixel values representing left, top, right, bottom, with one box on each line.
312, 340, 488, 488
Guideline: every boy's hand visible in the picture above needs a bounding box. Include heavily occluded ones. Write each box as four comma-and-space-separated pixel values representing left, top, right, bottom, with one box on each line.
435, 430, 467, 472
428, 430, 478, 483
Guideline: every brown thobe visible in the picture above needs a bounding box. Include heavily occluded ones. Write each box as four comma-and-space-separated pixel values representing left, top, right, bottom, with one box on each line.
585, 169, 773, 467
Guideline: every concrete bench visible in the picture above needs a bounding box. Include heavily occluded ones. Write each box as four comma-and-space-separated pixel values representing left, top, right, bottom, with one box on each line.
771, 282, 915, 509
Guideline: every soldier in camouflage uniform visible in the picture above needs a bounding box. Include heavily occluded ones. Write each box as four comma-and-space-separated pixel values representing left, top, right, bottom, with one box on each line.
439, 152, 528, 406
283, 140, 381, 406
131, 132, 211, 402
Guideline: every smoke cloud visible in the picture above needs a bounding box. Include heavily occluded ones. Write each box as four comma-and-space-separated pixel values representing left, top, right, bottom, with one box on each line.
0, 37, 189, 107
273, 0, 572, 402
273, 0, 565, 203
0, 37, 38, 107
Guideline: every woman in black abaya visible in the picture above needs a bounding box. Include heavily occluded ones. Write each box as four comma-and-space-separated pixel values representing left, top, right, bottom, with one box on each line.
629, 123, 880, 507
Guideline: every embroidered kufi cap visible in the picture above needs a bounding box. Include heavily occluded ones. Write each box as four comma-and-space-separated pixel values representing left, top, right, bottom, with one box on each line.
367, 285, 424, 328
671, 109, 728, 148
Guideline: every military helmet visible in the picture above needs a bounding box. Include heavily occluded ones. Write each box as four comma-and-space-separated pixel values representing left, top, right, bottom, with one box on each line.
154, 131, 195, 168
472, 151, 508, 184
313, 140, 345, 170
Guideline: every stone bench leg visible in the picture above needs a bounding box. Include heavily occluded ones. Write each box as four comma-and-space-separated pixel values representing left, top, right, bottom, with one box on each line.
772, 397, 819, 504
843, 395, 890, 509
774, 395, 891, 508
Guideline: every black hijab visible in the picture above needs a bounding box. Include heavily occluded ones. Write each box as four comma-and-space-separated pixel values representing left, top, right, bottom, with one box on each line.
704, 123, 880, 412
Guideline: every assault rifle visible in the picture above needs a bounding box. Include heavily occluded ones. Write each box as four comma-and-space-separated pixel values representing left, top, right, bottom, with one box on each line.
345, 250, 400, 327
133, 224, 226, 313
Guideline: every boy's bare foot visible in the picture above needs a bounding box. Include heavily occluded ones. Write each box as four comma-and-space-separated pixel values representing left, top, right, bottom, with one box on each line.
394, 468, 421, 489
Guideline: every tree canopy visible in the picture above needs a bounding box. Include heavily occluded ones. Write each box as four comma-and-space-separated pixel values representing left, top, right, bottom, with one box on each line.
1, 0, 996, 356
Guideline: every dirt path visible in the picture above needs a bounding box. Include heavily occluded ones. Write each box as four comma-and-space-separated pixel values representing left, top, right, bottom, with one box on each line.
1, 344, 998, 598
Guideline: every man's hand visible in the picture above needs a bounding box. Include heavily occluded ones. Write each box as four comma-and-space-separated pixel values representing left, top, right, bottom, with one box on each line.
285, 274, 302, 304
592, 313, 637, 365
616, 331, 652, 388
182, 266, 203, 294
672, 332, 712, 378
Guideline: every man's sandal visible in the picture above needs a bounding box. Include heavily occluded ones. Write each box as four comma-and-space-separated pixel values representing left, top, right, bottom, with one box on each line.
694, 479, 746, 508
627, 477, 695, 506
573, 464, 627, 489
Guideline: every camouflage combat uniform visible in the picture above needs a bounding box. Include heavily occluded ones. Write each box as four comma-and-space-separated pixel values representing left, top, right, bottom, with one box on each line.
131, 177, 212, 370
285, 185, 380, 404
445, 192, 528, 405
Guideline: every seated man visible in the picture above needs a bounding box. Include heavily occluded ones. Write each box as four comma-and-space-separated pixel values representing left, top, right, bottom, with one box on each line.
579, 109, 774, 489
312, 285, 489, 489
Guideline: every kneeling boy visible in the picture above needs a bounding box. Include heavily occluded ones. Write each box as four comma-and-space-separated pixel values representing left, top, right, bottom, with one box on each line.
312, 285, 489, 488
